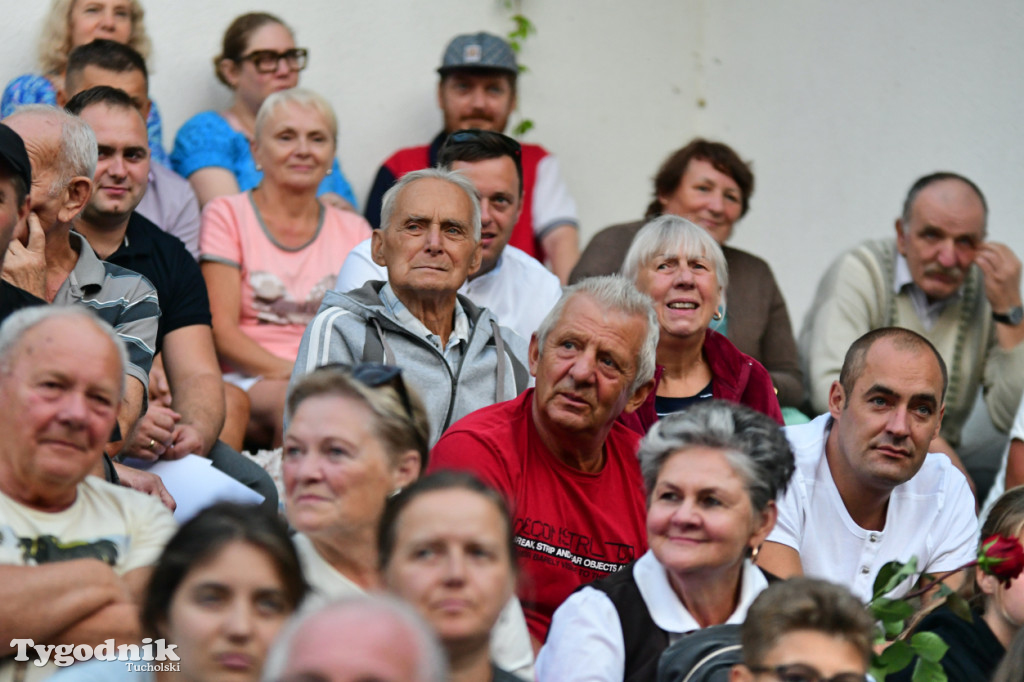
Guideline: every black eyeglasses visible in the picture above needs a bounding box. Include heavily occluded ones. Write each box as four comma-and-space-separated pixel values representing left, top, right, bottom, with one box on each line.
237, 48, 308, 74
748, 664, 870, 682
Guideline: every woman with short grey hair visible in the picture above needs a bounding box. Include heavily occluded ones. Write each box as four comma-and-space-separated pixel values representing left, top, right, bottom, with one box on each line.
622, 214, 783, 431
537, 400, 794, 682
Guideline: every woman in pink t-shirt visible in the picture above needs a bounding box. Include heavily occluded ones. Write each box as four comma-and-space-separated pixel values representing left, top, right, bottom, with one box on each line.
201, 87, 371, 448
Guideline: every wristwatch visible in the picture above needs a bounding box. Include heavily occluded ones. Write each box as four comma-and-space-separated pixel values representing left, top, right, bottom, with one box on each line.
993, 305, 1024, 326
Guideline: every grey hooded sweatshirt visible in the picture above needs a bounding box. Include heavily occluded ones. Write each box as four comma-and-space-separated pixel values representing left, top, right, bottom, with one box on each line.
290, 281, 530, 446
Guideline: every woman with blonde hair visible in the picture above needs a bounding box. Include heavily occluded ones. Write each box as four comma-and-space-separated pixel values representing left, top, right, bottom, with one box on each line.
2, 0, 168, 163
284, 365, 534, 679
200, 87, 371, 448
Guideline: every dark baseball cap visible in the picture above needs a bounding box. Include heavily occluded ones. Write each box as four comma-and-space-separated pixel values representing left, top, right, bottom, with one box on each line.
0, 123, 32, 192
438, 32, 518, 77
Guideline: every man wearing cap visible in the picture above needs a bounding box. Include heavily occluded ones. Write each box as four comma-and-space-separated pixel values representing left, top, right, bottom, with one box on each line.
0, 123, 41, 320
363, 32, 580, 283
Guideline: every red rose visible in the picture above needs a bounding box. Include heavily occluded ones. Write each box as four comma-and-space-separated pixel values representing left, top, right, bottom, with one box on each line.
977, 534, 1024, 587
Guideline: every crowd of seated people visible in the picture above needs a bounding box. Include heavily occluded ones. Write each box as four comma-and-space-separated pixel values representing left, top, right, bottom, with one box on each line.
2, 3, 1024, 681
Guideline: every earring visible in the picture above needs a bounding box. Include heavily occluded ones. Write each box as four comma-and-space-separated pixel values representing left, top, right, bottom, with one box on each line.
712, 310, 723, 321
326, 167, 333, 175
750, 544, 761, 563
255, 163, 263, 171
388, 487, 403, 499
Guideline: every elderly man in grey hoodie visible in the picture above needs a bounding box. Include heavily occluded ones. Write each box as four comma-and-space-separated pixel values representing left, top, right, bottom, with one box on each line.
291, 167, 529, 446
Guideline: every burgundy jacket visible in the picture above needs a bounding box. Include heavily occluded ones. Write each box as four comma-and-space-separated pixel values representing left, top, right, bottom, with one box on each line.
624, 328, 784, 434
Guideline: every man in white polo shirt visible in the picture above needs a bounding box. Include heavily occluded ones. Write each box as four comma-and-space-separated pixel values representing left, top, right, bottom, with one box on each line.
758, 327, 977, 600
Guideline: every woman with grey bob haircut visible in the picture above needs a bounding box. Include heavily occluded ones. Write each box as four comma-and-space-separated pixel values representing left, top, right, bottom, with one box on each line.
537, 400, 794, 682
619, 214, 783, 431
639, 399, 794, 511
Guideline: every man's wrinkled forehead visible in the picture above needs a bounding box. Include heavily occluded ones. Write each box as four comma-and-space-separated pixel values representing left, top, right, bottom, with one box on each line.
4, 114, 61, 174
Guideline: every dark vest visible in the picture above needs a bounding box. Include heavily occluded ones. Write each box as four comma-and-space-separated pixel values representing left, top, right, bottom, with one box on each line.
587, 561, 780, 682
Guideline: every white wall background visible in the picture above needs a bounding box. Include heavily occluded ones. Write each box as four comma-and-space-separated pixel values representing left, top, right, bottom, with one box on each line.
2, 0, 1022, 331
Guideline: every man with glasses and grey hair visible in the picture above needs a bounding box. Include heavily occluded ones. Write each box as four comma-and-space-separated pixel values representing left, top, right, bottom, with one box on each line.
336, 129, 563, 341
429, 275, 659, 647
291, 167, 529, 446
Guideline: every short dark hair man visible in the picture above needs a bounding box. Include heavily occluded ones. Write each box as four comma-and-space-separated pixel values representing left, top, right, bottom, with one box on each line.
800, 172, 1024, 485
336, 129, 563, 341
67, 86, 276, 507
363, 32, 580, 283
0, 306, 176, 681
428, 276, 658, 644
58, 38, 202, 258
761, 328, 977, 600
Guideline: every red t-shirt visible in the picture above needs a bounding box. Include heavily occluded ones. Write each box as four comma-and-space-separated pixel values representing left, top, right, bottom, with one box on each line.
428, 389, 648, 642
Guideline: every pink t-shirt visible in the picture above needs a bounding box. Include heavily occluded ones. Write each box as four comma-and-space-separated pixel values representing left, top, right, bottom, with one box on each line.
201, 192, 371, 364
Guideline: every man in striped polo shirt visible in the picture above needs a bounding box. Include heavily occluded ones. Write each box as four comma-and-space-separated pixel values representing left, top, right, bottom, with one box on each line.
2, 105, 166, 503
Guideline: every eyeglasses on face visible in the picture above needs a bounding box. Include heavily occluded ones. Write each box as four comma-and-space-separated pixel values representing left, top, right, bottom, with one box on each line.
747, 663, 870, 682
237, 48, 308, 74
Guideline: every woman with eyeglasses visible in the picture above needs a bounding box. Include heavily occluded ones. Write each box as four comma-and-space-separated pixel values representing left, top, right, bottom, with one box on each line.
2, 0, 169, 164
171, 12, 357, 210
282, 364, 535, 680
199, 88, 371, 449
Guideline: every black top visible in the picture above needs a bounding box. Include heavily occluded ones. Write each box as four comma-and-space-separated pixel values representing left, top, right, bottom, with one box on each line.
587, 560, 781, 682
106, 212, 211, 351
654, 380, 714, 419
0, 280, 44, 323
889, 605, 1005, 682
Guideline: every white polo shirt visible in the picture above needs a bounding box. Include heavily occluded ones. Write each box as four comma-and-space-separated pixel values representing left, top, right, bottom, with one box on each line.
768, 414, 978, 601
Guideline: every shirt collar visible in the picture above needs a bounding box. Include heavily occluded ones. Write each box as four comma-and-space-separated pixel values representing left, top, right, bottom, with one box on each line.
893, 251, 961, 329
65, 230, 106, 294
633, 549, 767, 634
380, 282, 470, 352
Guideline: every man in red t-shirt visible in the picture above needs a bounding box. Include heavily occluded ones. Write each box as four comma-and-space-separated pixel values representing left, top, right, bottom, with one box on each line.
364, 32, 580, 283
429, 276, 658, 646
